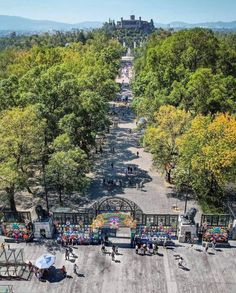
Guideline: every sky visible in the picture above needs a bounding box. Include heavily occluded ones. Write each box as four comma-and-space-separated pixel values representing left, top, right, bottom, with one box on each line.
0, 0, 235, 23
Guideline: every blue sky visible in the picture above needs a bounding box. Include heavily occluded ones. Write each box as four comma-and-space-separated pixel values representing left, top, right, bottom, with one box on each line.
0, 0, 235, 23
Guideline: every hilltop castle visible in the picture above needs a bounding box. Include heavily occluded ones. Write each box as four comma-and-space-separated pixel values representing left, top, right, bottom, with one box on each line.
106, 15, 155, 33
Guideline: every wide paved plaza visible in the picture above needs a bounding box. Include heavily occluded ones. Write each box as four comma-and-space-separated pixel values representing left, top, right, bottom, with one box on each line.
1, 239, 236, 293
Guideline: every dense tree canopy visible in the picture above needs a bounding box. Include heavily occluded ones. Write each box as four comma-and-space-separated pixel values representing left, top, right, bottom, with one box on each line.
0, 106, 45, 211
0, 31, 123, 210
176, 113, 236, 211
133, 28, 236, 211
133, 28, 236, 117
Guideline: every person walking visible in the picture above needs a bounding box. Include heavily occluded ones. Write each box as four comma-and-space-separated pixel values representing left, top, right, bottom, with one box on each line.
101, 243, 106, 254
135, 244, 138, 254
205, 241, 209, 253
136, 151, 139, 158
73, 263, 78, 275
65, 248, 69, 260
111, 251, 115, 261
212, 239, 216, 251
178, 257, 184, 268
111, 162, 114, 169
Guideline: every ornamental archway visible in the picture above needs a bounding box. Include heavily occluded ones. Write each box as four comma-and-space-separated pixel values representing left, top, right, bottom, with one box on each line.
89, 196, 144, 228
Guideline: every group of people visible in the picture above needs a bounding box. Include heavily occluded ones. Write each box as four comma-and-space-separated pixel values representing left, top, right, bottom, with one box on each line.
102, 178, 122, 188
124, 166, 137, 175
101, 243, 119, 262
135, 242, 159, 255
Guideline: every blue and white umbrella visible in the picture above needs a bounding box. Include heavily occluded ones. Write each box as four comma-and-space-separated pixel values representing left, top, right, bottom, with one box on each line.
35, 254, 56, 269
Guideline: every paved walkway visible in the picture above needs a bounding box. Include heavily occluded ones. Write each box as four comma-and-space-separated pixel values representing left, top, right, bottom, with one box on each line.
2, 240, 236, 293
87, 64, 200, 220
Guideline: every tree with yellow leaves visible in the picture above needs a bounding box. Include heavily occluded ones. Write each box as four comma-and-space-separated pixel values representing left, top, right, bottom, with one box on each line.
176, 113, 236, 211
144, 105, 191, 183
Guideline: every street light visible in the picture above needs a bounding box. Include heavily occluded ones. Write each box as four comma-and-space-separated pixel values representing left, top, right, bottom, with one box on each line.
182, 184, 191, 214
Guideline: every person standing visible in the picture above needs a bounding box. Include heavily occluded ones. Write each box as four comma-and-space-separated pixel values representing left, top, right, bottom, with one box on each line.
61, 265, 67, 277
143, 244, 147, 255
163, 237, 167, 249
205, 241, 209, 253
101, 243, 106, 254
178, 257, 184, 268
73, 263, 78, 275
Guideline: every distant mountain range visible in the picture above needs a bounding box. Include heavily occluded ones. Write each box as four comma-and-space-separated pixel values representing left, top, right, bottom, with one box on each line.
0, 15, 236, 33
0, 15, 102, 31
155, 21, 236, 30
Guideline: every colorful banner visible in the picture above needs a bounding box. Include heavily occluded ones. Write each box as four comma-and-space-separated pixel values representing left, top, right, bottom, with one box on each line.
92, 213, 137, 229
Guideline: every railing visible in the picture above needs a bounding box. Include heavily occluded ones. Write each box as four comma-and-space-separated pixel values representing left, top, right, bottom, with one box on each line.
2, 211, 31, 223
200, 214, 232, 227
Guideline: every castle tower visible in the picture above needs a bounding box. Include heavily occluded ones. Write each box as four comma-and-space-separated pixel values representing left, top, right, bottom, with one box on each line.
139, 16, 142, 28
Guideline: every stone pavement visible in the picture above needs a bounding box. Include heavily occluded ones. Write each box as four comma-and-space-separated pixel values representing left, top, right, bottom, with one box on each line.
86, 93, 201, 221
2, 239, 236, 293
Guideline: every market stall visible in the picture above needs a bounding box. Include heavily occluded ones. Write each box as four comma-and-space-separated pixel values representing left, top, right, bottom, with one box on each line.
55, 223, 101, 245
133, 224, 177, 246
1, 212, 33, 242
200, 214, 232, 243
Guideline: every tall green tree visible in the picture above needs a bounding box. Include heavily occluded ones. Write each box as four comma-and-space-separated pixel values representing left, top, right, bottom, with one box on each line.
45, 134, 89, 205
0, 106, 45, 211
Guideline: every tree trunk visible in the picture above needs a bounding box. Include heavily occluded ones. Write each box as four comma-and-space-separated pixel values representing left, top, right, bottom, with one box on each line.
6, 186, 16, 211
166, 169, 171, 184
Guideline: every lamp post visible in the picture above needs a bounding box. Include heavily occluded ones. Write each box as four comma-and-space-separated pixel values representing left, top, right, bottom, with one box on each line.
184, 192, 188, 214
183, 184, 191, 214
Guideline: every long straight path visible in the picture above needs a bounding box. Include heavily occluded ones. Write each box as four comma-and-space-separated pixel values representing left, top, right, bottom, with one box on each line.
87, 62, 200, 219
